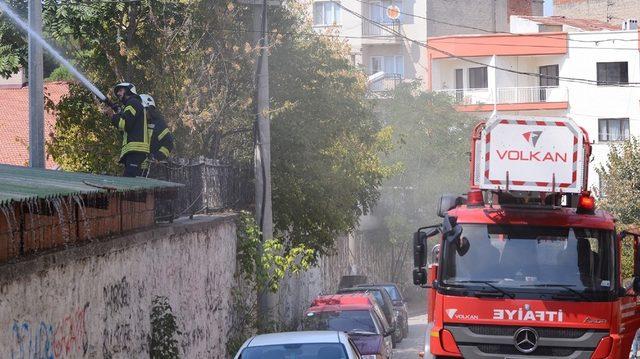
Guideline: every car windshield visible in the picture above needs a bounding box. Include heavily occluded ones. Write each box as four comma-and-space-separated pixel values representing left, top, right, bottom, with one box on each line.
383, 285, 401, 301
440, 224, 614, 297
302, 310, 379, 334
239, 343, 348, 359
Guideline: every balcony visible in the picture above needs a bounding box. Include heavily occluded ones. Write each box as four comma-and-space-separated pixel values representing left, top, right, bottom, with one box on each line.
361, 20, 402, 44
367, 72, 402, 98
434, 86, 569, 112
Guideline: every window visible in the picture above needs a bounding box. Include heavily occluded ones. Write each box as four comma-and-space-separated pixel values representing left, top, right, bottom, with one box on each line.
597, 62, 628, 85
313, 1, 341, 26
598, 118, 630, 141
369, 55, 404, 77
539, 65, 559, 87
468, 67, 488, 89
370, 0, 402, 23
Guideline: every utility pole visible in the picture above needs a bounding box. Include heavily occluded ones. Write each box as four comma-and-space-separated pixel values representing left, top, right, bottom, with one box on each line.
28, 0, 44, 168
254, 0, 275, 325
238, 0, 279, 329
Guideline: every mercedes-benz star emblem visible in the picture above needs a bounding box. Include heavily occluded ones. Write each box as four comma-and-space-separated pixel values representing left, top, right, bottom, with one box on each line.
513, 327, 539, 354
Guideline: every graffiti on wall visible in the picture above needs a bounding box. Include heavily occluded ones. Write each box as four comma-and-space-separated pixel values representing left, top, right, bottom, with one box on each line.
9, 302, 90, 359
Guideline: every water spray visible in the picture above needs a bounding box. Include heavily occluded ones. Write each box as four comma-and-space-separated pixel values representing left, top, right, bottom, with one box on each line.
0, 0, 111, 104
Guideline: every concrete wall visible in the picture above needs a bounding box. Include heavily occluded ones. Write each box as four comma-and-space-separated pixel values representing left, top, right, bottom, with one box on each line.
0, 214, 238, 359
427, 0, 510, 37
554, 0, 640, 24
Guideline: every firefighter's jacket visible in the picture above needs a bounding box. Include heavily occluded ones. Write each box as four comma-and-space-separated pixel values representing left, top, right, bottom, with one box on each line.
146, 106, 174, 160
111, 96, 150, 160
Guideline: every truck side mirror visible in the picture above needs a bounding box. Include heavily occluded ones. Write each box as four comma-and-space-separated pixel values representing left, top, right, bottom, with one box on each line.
413, 231, 428, 268
413, 227, 440, 268
413, 268, 427, 285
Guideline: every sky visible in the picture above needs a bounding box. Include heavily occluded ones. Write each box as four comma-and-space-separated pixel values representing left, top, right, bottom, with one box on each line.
544, 0, 554, 15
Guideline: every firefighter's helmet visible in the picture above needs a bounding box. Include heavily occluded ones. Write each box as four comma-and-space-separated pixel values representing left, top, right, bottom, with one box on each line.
140, 94, 156, 108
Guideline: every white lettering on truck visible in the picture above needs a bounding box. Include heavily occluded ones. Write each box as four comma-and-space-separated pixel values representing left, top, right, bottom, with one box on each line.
493, 308, 564, 322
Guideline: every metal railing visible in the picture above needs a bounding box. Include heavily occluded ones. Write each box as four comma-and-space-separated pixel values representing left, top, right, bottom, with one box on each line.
148, 158, 253, 219
367, 72, 402, 94
496, 86, 568, 104
362, 20, 400, 37
434, 86, 568, 105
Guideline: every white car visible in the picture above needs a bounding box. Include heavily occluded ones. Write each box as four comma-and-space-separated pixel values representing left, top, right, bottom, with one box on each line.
233, 331, 363, 359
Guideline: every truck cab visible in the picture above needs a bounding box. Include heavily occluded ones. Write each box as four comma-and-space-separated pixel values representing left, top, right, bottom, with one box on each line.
413, 116, 640, 358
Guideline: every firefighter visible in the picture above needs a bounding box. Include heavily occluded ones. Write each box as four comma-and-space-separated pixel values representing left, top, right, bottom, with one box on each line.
104, 83, 150, 177
140, 94, 174, 165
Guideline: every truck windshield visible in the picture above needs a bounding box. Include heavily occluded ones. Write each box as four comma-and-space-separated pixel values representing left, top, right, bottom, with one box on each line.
440, 224, 614, 298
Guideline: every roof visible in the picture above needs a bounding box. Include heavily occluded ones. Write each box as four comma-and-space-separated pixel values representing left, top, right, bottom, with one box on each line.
308, 294, 375, 312
0, 82, 69, 169
517, 15, 620, 31
0, 164, 182, 205
448, 205, 615, 230
246, 331, 346, 346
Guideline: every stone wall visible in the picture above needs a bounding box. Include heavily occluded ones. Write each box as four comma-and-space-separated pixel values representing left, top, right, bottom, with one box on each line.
554, 0, 640, 24
0, 214, 238, 359
275, 230, 414, 329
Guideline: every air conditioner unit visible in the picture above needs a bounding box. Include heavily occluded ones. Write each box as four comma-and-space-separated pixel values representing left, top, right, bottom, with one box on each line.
622, 19, 638, 30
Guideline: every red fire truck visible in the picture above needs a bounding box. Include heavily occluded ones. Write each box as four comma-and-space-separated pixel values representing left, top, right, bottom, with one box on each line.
413, 116, 640, 358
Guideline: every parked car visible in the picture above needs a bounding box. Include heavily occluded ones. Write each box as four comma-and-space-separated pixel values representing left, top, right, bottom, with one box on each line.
337, 286, 402, 345
338, 275, 368, 289
301, 294, 394, 358
359, 283, 409, 339
233, 331, 362, 359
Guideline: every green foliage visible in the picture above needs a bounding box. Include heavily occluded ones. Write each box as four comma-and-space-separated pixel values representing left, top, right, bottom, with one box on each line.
269, 9, 393, 256
376, 84, 474, 240
597, 138, 640, 279
236, 211, 315, 293
0, 1, 27, 77
149, 295, 181, 359
597, 138, 640, 226
5, 0, 391, 261
47, 84, 121, 174
46, 66, 73, 81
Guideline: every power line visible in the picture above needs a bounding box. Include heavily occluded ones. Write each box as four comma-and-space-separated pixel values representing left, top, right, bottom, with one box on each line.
349, 0, 638, 44
332, 1, 640, 88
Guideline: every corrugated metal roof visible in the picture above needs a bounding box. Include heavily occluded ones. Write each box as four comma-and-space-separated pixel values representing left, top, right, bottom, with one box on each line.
0, 164, 182, 204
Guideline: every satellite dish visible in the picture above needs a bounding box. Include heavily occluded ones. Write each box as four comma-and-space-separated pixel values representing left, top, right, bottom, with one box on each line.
386, 5, 400, 21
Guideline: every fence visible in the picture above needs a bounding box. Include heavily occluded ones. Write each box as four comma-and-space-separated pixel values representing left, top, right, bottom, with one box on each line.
148, 158, 253, 220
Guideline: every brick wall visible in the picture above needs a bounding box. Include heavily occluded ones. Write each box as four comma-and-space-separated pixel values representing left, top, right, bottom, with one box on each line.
509, 0, 533, 16
555, 0, 640, 24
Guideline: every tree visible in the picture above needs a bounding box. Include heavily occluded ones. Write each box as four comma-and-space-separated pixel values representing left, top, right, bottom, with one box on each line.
597, 138, 640, 280
597, 138, 640, 226
3, 0, 391, 259
367, 84, 474, 281
268, 7, 393, 256
0, 1, 27, 77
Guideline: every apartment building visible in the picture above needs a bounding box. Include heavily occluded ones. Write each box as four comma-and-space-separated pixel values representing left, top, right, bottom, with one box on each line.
427, 15, 640, 190
555, 0, 640, 25
306, 0, 542, 93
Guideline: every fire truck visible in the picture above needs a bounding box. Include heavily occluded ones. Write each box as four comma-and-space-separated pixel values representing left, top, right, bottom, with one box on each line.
412, 116, 640, 358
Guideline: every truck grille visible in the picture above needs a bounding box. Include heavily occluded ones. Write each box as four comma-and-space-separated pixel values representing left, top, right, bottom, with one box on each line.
477, 344, 576, 356
446, 324, 608, 359
466, 324, 589, 339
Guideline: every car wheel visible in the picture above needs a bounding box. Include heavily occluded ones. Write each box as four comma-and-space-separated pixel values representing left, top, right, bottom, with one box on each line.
392, 336, 397, 349
403, 320, 409, 338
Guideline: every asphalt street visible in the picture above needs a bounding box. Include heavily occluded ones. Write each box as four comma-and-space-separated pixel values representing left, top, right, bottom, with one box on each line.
393, 313, 428, 359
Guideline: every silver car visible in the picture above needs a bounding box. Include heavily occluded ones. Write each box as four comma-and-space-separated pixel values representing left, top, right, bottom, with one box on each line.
233, 331, 363, 359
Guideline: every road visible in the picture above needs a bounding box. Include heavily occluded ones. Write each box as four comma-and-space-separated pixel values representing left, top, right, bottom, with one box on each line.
393, 313, 428, 359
